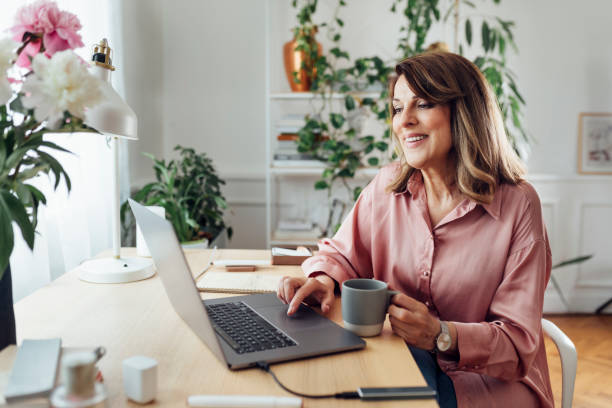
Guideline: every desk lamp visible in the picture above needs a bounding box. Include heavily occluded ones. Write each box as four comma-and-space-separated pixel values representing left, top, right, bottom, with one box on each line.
78, 39, 155, 283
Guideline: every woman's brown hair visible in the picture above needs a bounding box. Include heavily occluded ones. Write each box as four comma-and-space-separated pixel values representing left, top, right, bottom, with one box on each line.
387, 52, 525, 204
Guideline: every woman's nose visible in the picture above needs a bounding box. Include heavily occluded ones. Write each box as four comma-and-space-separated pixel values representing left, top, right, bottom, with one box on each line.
399, 107, 418, 127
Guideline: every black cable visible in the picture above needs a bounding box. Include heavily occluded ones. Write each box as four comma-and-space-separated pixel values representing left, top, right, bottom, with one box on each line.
255, 361, 359, 400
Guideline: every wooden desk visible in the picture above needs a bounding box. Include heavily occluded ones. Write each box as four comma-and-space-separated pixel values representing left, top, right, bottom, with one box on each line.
1, 249, 435, 407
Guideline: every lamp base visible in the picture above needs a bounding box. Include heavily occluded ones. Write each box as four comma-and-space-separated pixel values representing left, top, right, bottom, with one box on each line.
79, 257, 155, 284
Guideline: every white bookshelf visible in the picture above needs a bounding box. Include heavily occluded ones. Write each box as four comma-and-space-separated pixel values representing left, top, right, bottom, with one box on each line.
264, 0, 382, 247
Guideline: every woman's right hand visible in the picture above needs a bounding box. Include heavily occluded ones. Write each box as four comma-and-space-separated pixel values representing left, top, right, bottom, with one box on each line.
277, 274, 336, 316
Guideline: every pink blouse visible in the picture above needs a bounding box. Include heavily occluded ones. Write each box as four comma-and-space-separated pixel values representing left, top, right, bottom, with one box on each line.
302, 164, 554, 408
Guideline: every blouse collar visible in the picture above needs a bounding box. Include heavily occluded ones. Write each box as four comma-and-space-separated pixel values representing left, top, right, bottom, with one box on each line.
395, 169, 501, 220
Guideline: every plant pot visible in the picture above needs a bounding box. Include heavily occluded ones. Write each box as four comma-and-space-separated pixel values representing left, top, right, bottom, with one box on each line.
0, 265, 17, 351
181, 238, 209, 250
283, 33, 322, 92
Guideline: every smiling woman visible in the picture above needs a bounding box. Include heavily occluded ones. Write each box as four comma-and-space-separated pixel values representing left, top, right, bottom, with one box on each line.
278, 51, 554, 408
387, 52, 525, 204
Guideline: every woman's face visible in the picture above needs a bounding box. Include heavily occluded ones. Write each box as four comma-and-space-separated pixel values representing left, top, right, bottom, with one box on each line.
392, 75, 452, 173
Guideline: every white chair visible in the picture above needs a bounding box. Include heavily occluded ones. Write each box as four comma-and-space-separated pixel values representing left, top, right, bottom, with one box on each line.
542, 318, 577, 408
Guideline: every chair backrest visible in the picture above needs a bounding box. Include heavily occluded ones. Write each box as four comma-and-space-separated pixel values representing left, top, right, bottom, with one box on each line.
542, 318, 577, 408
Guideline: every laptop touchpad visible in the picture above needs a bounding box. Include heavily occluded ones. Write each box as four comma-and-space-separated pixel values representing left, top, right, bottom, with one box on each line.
258, 304, 332, 331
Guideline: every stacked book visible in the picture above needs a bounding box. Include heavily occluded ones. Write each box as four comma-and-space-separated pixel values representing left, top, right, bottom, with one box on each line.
273, 114, 324, 167
273, 219, 320, 241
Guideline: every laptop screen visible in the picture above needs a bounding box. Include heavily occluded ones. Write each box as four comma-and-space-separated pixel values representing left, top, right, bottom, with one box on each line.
129, 199, 228, 365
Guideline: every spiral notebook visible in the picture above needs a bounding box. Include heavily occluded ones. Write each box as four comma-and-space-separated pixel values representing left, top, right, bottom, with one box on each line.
196, 271, 281, 294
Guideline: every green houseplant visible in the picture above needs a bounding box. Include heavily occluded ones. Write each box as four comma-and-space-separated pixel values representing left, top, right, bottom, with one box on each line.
122, 145, 233, 246
1, 1, 105, 350
288, 0, 526, 234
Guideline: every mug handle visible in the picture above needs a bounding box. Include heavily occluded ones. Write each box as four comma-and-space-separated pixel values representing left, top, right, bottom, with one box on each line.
386, 290, 400, 308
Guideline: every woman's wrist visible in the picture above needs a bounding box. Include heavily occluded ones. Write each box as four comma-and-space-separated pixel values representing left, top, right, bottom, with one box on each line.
311, 272, 336, 292
440, 321, 458, 357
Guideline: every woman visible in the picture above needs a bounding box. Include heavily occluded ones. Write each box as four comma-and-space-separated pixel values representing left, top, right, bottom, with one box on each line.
277, 52, 553, 408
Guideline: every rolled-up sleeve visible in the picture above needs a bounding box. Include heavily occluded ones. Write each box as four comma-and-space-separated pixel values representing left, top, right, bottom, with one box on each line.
439, 235, 552, 381
301, 184, 374, 284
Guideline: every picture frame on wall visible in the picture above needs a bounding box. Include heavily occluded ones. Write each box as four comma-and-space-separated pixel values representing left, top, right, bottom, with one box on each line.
578, 112, 612, 175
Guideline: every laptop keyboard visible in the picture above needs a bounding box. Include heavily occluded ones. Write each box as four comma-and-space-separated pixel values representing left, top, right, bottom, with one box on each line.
205, 302, 297, 354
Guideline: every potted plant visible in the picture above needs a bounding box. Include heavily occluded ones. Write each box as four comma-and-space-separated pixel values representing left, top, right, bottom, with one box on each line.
0, 1, 104, 350
122, 145, 233, 248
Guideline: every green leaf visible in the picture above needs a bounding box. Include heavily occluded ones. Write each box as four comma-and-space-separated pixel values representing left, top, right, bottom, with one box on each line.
330, 113, 345, 129
359, 135, 375, 144
9, 96, 25, 114
0, 190, 35, 249
368, 157, 379, 166
509, 82, 525, 104
0, 195, 14, 274
374, 141, 388, 151
38, 151, 71, 190
0, 137, 6, 168
465, 19, 472, 45
499, 35, 506, 55
344, 95, 356, 111
336, 18, 344, 27
333, 33, 341, 42
314, 180, 329, 190
353, 186, 363, 201
552, 255, 594, 269
482, 21, 490, 51
361, 98, 375, 106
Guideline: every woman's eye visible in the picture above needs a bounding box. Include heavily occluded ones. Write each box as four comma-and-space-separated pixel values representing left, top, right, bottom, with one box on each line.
392, 106, 402, 115
418, 102, 434, 109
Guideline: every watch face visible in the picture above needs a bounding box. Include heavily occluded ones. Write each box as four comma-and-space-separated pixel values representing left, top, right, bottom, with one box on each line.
437, 333, 452, 352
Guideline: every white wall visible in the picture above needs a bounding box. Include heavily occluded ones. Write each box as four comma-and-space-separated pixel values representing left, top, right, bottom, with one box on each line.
123, 0, 612, 312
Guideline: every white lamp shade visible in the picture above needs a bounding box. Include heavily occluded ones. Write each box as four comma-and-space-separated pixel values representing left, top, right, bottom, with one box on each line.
85, 65, 138, 140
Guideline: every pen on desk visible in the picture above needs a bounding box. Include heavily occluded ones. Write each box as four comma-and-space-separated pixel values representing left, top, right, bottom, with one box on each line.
194, 245, 217, 281
187, 395, 303, 408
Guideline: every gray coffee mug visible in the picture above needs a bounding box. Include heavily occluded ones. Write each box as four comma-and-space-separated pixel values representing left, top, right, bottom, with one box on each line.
341, 279, 399, 337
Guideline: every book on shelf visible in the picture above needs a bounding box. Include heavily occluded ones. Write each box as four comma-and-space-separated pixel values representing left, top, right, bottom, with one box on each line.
277, 133, 299, 140
272, 227, 321, 240
277, 219, 313, 231
276, 126, 302, 134
272, 159, 325, 168
273, 152, 317, 161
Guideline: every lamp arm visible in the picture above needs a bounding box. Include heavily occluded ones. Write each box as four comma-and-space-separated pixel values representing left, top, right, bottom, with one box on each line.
113, 136, 121, 258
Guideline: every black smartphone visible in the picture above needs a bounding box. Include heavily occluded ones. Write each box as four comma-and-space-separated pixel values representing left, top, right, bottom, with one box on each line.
357, 386, 437, 400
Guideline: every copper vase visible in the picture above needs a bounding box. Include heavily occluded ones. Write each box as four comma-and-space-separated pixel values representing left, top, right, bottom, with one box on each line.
283, 36, 321, 92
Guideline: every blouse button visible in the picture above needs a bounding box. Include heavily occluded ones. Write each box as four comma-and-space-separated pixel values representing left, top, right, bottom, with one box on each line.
425, 301, 431, 307
423, 271, 430, 277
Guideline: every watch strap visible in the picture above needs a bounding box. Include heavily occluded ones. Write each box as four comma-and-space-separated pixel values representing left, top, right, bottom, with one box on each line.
434, 321, 451, 353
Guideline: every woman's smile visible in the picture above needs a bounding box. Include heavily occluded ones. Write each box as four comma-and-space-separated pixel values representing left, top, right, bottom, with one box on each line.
403, 133, 429, 147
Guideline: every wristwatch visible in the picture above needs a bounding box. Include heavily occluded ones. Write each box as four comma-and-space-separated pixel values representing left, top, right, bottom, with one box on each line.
434, 321, 452, 353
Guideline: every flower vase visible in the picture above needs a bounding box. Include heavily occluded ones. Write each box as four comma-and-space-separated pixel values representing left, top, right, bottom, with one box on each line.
0, 265, 17, 351
283, 32, 322, 92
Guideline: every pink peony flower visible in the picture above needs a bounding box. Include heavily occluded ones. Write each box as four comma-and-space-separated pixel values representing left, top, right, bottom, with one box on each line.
10, 0, 84, 68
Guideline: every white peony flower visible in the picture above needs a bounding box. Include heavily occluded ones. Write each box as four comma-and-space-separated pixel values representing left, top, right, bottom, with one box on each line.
22, 50, 103, 128
0, 37, 17, 105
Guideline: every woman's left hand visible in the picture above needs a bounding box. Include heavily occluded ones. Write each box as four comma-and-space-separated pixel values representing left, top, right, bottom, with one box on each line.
388, 293, 441, 350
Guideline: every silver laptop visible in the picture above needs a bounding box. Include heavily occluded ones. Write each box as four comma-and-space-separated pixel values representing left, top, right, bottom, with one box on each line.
129, 199, 365, 370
